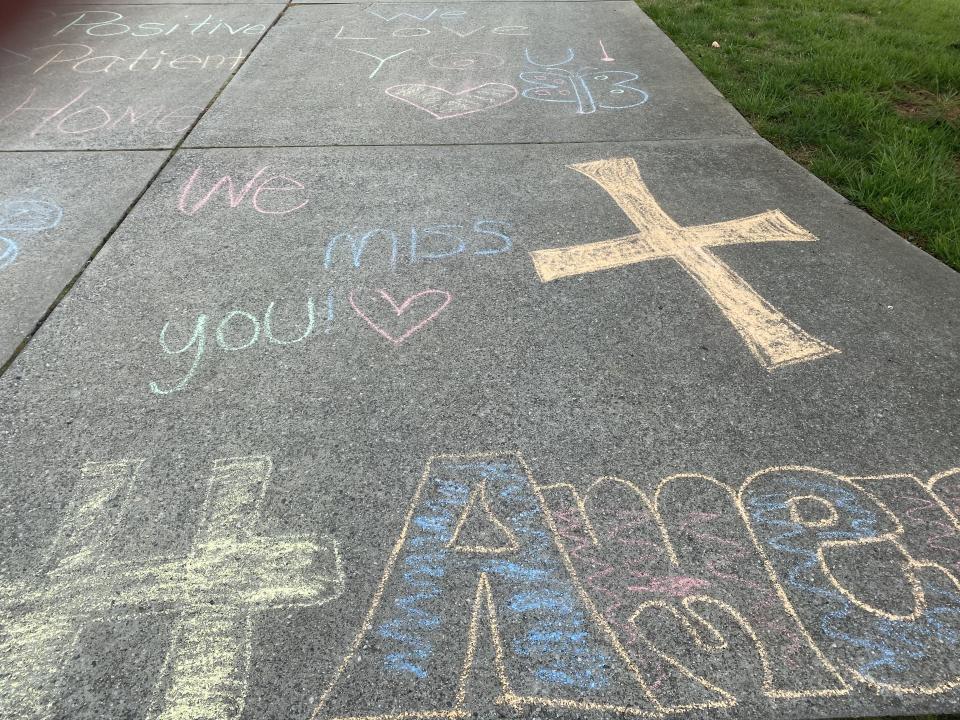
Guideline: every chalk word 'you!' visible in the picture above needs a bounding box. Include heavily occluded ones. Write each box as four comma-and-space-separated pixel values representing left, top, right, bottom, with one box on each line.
148, 273, 500, 396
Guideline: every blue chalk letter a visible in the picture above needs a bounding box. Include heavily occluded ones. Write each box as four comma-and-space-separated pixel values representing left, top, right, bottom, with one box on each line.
312, 452, 657, 719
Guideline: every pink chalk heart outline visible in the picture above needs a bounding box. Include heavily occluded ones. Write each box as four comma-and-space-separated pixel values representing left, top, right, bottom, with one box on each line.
349, 288, 453, 345
384, 83, 518, 120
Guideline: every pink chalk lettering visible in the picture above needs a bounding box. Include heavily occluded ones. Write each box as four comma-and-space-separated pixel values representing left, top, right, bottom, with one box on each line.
0, 87, 200, 137
57, 104, 112, 134
177, 166, 309, 216
153, 106, 201, 133
0, 87, 89, 136
252, 175, 309, 215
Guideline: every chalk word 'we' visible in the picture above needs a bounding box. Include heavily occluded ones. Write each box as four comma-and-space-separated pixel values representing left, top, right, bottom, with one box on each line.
0, 88, 199, 137
0, 455, 343, 720
54, 11, 267, 38
178, 166, 309, 216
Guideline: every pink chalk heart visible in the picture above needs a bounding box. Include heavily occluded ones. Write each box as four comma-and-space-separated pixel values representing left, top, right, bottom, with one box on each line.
349, 289, 453, 345
384, 83, 518, 120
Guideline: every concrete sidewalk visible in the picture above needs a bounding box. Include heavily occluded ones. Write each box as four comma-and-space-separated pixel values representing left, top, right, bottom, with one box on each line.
0, 3, 958, 720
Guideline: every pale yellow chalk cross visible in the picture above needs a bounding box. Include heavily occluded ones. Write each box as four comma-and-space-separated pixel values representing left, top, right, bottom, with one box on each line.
530, 157, 839, 370
0, 456, 344, 720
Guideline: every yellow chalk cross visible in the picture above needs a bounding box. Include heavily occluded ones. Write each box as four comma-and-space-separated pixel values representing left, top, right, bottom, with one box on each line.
0, 456, 344, 720
530, 157, 839, 370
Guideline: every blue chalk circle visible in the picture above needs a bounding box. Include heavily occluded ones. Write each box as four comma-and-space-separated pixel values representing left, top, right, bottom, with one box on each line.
0, 198, 63, 272
0, 199, 63, 233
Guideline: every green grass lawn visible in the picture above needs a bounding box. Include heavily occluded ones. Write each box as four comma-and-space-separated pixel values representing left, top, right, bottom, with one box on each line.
636, 0, 960, 270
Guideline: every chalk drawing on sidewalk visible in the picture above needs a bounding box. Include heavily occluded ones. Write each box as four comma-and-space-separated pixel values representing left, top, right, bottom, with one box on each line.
0, 197, 62, 271
530, 157, 839, 369
349, 288, 452, 345
599, 40, 615, 62
519, 48, 648, 114
741, 467, 960, 695
0, 456, 344, 720
428, 52, 505, 70
385, 83, 519, 120
539, 472, 850, 712
311, 451, 661, 720
315, 453, 960, 719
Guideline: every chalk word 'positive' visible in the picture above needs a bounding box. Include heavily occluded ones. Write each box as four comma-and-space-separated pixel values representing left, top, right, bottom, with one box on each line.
530, 157, 839, 370
0, 197, 63, 271
313, 453, 960, 719
53, 11, 267, 38
0, 455, 344, 720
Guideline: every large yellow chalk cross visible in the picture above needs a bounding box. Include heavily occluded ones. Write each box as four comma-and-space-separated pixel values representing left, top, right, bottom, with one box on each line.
0, 456, 344, 720
530, 157, 839, 370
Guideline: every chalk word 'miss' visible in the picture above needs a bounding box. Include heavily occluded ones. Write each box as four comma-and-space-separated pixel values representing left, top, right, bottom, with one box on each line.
313, 452, 960, 719
0, 455, 344, 720
0, 197, 63, 271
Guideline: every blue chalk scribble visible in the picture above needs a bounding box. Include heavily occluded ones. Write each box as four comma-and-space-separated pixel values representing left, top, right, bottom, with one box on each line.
746, 475, 960, 685
374, 460, 613, 692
